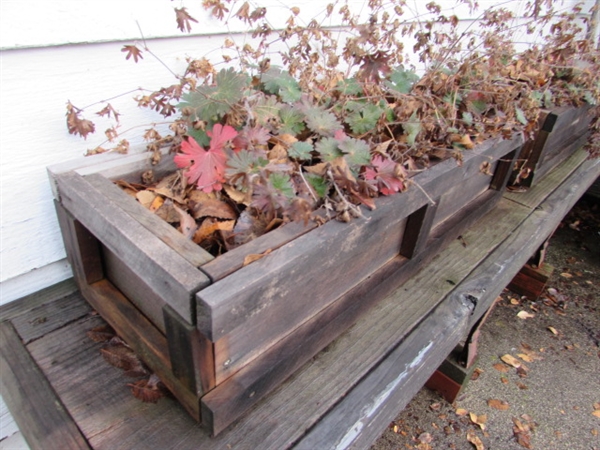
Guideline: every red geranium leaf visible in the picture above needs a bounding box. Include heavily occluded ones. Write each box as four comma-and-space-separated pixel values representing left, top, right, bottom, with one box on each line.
174, 125, 237, 193
365, 155, 406, 196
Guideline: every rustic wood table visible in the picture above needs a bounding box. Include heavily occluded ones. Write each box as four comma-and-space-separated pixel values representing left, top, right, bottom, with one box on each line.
2, 149, 598, 450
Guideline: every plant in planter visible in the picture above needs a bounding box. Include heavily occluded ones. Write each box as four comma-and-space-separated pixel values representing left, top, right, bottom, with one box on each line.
52, 0, 599, 435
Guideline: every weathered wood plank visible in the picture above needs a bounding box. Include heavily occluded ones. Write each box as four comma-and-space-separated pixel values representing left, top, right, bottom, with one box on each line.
56, 171, 209, 323
85, 173, 213, 267
80, 279, 203, 415
533, 131, 590, 182
505, 147, 590, 209
295, 290, 474, 450
0, 321, 91, 450
55, 201, 104, 287
0, 278, 78, 322
10, 291, 92, 344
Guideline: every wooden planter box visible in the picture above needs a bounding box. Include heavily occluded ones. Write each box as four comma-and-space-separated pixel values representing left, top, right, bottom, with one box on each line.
48, 134, 522, 435
512, 105, 592, 187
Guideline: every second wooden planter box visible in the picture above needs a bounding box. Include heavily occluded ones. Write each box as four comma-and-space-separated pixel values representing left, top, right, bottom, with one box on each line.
49, 133, 522, 435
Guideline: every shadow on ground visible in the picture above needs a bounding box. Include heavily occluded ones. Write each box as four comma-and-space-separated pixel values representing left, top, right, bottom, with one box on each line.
371, 194, 600, 450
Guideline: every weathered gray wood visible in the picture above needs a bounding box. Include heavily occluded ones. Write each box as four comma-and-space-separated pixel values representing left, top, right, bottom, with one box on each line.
10, 291, 92, 344
196, 135, 523, 374
80, 279, 202, 417
0, 278, 78, 322
85, 173, 213, 267
57, 170, 210, 323
0, 321, 91, 450
6, 145, 592, 449
55, 201, 105, 287
101, 243, 168, 333
534, 131, 590, 181
505, 148, 590, 209
295, 290, 474, 450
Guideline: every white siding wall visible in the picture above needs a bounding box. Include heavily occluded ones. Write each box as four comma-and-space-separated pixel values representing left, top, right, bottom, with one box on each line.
0, 0, 594, 445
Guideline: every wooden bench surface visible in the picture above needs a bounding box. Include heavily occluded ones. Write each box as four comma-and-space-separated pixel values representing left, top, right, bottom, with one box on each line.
2, 149, 598, 450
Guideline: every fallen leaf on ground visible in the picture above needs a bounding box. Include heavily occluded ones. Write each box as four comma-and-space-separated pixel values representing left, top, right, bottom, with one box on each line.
517, 311, 535, 319
128, 373, 165, 403
470, 412, 487, 430
501, 354, 521, 368
493, 363, 509, 373
466, 431, 485, 450
517, 353, 534, 362
548, 326, 558, 335
488, 399, 510, 411
471, 368, 483, 381
456, 408, 469, 416
560, 272, 573, 278
510, 298, 520, 305
593, 410, 600, 418
512, 417, 533, 449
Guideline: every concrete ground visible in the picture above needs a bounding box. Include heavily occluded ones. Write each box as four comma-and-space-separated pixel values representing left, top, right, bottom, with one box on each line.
371, 194, 600, 450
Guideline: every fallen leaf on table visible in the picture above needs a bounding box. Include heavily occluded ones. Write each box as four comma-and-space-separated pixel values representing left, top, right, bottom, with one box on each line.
501, 354, 521, 368
243, 249, 273, 266
517, 311, 535, 320
488, 399, 510, 411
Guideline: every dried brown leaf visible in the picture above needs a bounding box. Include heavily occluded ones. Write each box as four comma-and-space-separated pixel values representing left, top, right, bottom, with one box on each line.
189, 198, 237, 220
86, 325, 116, 343
501, 354, 521, 368
128, 374, 165, 403
493, 363, 510, 373
100, 344, 147, 376
466, 431, 484, 450
243, 249, 272, 266
488, 399, 510, 411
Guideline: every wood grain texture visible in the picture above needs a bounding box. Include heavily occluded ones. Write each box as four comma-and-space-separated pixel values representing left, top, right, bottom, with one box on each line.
295, 292, 474, 450
0, 321, 91, 450
85, 174, 213, 267
57, 171, 209, 323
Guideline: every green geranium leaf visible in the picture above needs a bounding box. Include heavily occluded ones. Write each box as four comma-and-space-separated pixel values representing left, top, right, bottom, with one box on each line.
403, 111, 421, 146
178, 68, 249, 122
339, 138, 371, 166
269, 172, 295, 198
315, 137, 343, 161
336, 77, 364, 96
345, 102, 384, 135
462, 111, 474, 126
515, 106, 528, 125
279, 105, 306, 135
385, 66, 419, 94
289, 141, 313, 160
305, 173, 329, 198
304, 107, 343, 136
262, 68, 302, 103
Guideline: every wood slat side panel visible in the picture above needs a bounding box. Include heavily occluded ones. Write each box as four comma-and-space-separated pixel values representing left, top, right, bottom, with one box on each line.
56, 171, 209, 324
80, 280, 202, 416
0, 321, 91, 450
294, 291, 474, 450
209, 214, 411, 384
85, 173, 213, 267
102, 243, 167, 334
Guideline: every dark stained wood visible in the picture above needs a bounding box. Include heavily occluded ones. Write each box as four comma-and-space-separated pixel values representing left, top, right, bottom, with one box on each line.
80, 279, 202, 419
56, 171, 209, 324
163, 305, 216, 395
400, 201, 439, 258
0, 321, 91, 450
508, 263, 554, 300
85, 173, 213, 267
